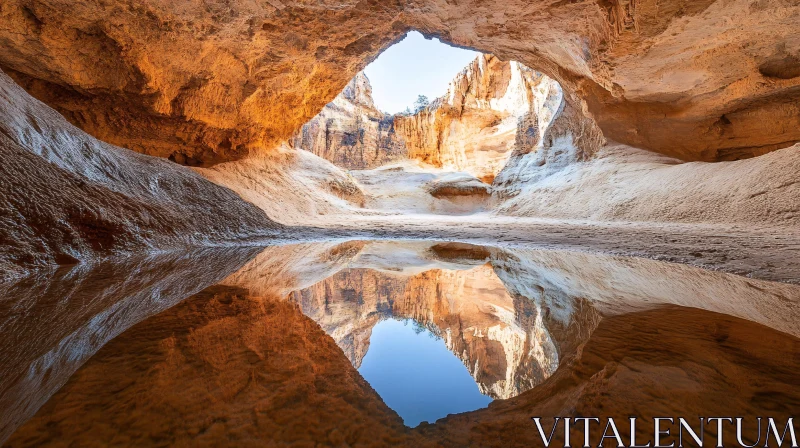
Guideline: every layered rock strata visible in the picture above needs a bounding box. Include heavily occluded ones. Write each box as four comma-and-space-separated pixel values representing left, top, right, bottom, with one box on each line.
292, 72, 406, 170
298, 54, 554, 184
394, 55, 554, 183
0, 70, 278, 280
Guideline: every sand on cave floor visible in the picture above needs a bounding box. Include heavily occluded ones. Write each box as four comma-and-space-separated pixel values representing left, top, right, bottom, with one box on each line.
349, 160, 493, 215
199, 140, 800, 228
197, 146, 496, 224
196, 142, 800, 285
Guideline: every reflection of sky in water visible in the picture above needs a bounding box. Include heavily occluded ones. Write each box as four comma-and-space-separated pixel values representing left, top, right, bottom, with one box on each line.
358, 318, 493, 427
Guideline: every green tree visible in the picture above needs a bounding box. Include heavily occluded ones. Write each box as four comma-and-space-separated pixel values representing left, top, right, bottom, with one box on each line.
413, 95, 430, 113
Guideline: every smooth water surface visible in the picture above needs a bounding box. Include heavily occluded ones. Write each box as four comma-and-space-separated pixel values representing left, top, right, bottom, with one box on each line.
358, 319, 492, 427
1, 240, 799, 446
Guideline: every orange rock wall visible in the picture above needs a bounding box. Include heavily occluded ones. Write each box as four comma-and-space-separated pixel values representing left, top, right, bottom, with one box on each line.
292, 72, 407, 169
395, 55, 552, 182
1, 0, 797, 164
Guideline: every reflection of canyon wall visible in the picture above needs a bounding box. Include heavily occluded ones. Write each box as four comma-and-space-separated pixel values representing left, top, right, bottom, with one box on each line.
290, 269, 402, 368
395, 55, 560, 182
11, 252, 799, 447
6, 286, 416, 447
0, 248, 261, 444
292, 72, 406, 170
491, 247, 800, 338
289, 264, 558, 399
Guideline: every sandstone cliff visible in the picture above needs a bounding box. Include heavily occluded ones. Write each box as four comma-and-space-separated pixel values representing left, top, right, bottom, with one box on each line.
292, 72, 406, 170
395, 55, 551, 183
0, 0, 798, 279
293, 55, 555, 182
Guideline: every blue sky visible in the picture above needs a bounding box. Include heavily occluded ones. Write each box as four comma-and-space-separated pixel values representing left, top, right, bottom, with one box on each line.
364, 31, 478, 114
358, 318, 492, 427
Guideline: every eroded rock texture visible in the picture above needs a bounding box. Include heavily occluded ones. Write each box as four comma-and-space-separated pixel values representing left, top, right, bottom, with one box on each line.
0, 70, 278, 280
395, 55, 554, 182
1, 0, 797, 164
197, 145, 366, 225
0, 0, 406, 165
293, 54, 559, 183
492, 141, 800, 227
292, 72, 406, 169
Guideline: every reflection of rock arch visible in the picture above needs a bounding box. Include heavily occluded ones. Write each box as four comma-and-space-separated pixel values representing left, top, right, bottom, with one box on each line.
4, 240, 800, 445
8, 280, 799, 446
289, 258, 570, 400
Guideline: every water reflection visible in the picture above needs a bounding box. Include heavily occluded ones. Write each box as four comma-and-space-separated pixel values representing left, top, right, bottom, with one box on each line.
358, 319, 492, 427
0, 248, 260, 444
289, 246, 559, 404
2, 240, 799, 446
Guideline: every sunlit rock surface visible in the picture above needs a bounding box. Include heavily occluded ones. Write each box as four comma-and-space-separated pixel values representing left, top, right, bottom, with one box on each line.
0, 70, 278, 280
0, 1, 798, 443
492, 141, 800, 227
395, 55, 556, 183
289, 57, 526, 213
2, 5, 798, 277
292, 72, 407, 169
196, 145, 367, 225
3, 241, 799, 446
2, 0, 797, 163
350, 162, 492, 215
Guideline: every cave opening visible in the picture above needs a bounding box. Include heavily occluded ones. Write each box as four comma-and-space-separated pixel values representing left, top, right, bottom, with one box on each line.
2, 2, 800, 445
290, 31, 565, 217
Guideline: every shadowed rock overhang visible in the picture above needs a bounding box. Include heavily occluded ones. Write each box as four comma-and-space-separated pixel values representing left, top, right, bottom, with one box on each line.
1, 0, 798, 165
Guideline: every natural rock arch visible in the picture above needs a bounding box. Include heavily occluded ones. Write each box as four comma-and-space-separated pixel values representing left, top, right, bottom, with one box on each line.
1, 0, 798, 165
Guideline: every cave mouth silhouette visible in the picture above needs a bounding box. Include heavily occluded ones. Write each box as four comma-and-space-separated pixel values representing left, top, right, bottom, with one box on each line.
292, 37, 562, 217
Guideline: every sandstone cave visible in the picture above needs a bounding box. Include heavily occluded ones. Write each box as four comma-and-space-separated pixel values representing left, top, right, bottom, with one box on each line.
0, 1, 799, 446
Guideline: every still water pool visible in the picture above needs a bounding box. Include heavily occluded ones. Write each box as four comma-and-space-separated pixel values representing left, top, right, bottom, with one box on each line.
1, 240, 798, 446
358, 318, 493, 427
